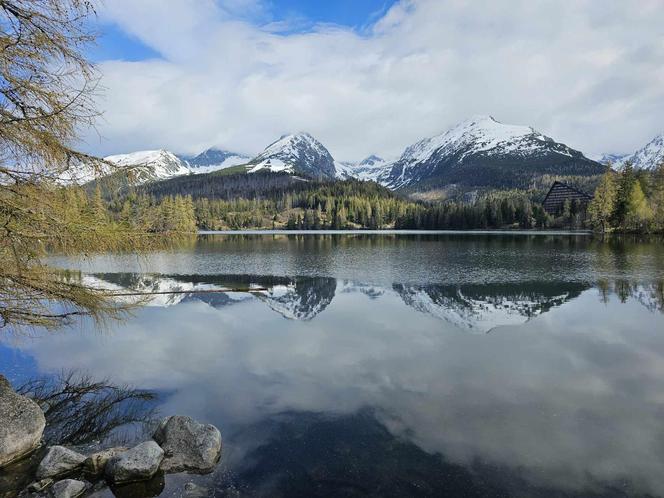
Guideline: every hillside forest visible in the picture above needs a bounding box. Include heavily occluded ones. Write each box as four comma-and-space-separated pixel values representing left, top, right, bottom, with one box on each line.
88, 162, 664, 233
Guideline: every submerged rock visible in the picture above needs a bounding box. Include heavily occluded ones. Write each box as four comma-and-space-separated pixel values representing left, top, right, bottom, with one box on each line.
36, 446, 86, 480
0, 375, 46, 468
153, 416, 222, 473
49, 479, 87, 498
183, 481, 209, 497
109, 472, 165, 498
105, 441, 164, 484
83, 447, 128, 477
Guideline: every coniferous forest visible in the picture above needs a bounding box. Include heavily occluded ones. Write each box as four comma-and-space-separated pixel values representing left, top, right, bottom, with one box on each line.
587, 163, 664, 233
90, 162, 664, 233
134, 174, 555, 230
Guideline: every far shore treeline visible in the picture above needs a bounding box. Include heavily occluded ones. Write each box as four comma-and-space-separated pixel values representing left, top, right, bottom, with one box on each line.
89, 161, 664, 234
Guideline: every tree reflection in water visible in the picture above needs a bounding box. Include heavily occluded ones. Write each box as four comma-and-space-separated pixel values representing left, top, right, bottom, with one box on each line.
16, 371, 159, 447
1, 372, 159, 498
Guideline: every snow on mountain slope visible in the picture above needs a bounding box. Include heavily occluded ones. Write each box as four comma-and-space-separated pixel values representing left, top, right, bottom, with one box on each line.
385, 115, 603, 190
247, 133, 337, 179
105, 150, 190, 181
394, 283, 582, 333
335, 155, 394, 184
61, 149, 190, 185
83, 273, 252, 308
184, 147, 250, 174
611, 133, 664, 170
404, 116, 546, 162
598, 153, 629, 167
88, 273, 337, 320
334, 161, 356, 180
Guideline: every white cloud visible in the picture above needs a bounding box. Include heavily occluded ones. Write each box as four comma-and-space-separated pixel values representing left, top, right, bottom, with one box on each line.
8, 287, 664, 494
85, 0, 664, 160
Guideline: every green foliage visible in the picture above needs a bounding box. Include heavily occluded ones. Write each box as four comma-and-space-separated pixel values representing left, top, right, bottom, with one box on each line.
625, 181, 652, 231
192, 181, 409, 230
104, 191, 197, 233
0, 1, 200, 331
185, 180, 556, 231
587, 162, 664, 233
394, 191, 551, 230
588, 170, 617, 232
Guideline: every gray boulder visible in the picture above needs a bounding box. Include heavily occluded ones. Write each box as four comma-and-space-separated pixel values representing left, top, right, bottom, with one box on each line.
0, 375, 46, 467
153, 416, 222, 473
83, 447, 128, 476
36, 446, 86, 480
105, 441, 164, 484
49, 479, 87, 498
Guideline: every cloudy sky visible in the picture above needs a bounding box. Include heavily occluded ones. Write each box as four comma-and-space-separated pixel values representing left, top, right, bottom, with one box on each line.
84, 0, 664, 161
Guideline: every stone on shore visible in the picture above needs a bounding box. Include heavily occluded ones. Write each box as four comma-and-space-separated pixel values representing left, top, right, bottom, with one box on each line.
0, 375, 46, 468
105, 441, 164, 484
36, 446, 86, 480
49, 479, 87, 498
153, 416, 222, 473
27, 478, 54, 493
83, 447, 128, 476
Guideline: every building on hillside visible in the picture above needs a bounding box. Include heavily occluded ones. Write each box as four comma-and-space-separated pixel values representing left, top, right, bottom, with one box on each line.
542, 181, 593, 215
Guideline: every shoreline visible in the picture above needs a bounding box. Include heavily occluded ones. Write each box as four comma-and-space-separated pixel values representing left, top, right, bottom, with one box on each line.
198, 229, 594, 236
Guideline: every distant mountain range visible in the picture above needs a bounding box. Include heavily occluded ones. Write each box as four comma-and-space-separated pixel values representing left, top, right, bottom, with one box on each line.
335, 155, 392, 184
600, 133, 664, 170
179, 147, 250, 174
87, 272, 663, 329
86, 273, 591, 331
79, 117, 663, 192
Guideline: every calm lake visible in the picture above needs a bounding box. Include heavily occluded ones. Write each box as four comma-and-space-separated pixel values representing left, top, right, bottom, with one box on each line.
3, 232, 664, 497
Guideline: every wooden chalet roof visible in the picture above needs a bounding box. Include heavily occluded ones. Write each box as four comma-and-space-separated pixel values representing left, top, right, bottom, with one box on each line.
542, 182, 593, 214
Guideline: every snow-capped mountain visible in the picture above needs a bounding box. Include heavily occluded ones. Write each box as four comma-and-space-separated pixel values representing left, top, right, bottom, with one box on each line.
609, 133, 664, 170
597, 153, 629, 167
183, 147, 250, 174
67, 150, 190, 185
87, 273, 337, 321
104, 150, 191, 183
61, 149, 191, 185
393, 282, 587, 333
384, 115, 604, 190
84, 274, 253, 308
335, 155, 394, 183
257, 277, 337, 320
73, 147, 248, 185
247, 133, 337, 179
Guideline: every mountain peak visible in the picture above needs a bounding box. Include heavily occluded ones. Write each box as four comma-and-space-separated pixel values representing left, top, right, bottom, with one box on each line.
105, 149, 178, 165
249, 132, 336, 179
359, 155, 385, 166
386, 117, 602, 190
466, 114, 497, 123
615, 133, 664, 170
450, 115, 538, 138
100, 149, 190, 184
185, 147, 250, 172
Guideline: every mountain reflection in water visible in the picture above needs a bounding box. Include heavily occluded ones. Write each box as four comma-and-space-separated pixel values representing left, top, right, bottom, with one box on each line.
88, 272, 662, 331
3, 233, 664, 497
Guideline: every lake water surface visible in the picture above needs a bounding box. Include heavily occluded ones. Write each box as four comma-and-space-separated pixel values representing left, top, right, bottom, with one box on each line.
3, 232, 664, 497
